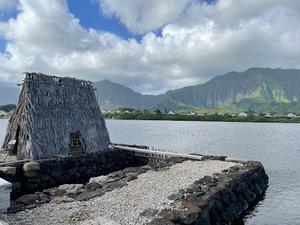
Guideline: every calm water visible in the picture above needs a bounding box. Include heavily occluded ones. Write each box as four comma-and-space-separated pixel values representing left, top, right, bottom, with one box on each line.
1, 119, 300, 225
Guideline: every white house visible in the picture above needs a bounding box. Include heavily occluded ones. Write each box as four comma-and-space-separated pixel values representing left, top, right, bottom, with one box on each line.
0, 110, 6, 116
264, 113, 272, 118
287, 113, 297, 118
238, 112, 248, 117
167, 111, 176, 115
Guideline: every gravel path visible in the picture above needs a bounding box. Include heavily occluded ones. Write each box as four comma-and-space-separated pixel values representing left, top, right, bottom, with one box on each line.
2, 160, 237, 225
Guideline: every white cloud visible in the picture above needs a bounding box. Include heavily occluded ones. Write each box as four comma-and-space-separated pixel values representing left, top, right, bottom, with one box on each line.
0, 0, 300, 94
98, 0, 190, 34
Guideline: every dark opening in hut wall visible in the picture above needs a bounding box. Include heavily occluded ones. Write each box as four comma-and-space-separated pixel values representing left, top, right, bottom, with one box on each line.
2, 72, 110, 160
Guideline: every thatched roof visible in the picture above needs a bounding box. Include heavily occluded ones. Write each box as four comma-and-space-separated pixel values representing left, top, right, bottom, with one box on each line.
2, 73, 110, 160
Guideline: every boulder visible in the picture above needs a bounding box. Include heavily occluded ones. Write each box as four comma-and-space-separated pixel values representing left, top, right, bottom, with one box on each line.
181, 200, 201, 213
89, 175, 107, 184
24, 171, 39, 177
43, 187, 65, 197
104, 180, 127, 189
35, 192, 50, 204
75, 190, 104, 201
58, 184, 84, 196
167, 193, 183, 201
85, 182, 102, 191
15, 194, 39, 205
23, 161, 40, 172
122, 167, 140, 173
0, 166, 16, 175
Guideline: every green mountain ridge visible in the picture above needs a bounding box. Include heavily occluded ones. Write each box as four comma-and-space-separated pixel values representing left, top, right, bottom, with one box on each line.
95, 68, 300, 113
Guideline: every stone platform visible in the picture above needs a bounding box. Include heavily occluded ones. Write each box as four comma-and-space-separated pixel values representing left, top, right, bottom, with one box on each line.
0, 152, 268, 225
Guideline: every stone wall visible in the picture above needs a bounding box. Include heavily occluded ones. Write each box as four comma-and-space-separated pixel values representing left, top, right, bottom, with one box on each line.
0, 150, 148, 198
148, 160, 269, 225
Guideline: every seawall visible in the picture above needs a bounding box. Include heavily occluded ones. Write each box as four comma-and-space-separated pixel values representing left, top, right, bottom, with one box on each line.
0, 149, 147, 198
0, 147, 269, 224
148, 160, 268, 225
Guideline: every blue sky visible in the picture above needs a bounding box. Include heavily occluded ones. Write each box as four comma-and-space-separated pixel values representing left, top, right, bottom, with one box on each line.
68, 0, 143, 41
0, 6, 17, 52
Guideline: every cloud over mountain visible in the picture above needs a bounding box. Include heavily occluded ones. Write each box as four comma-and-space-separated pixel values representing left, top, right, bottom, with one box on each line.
0, 0, 299, 94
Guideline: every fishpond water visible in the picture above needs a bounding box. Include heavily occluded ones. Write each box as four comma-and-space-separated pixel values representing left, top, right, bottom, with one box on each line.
0, 119, 299, 225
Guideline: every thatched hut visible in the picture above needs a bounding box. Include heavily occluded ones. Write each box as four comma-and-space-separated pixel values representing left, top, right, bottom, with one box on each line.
2, 73, 110, 160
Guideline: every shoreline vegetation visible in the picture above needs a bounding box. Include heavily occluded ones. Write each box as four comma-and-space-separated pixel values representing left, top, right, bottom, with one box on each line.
1, 104, 300, 123
103, 108, 300, 123
0, 104, 15, 119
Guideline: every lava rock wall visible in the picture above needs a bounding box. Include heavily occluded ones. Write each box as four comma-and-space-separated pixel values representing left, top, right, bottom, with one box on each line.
149, 160, 269, 225
0, 150, 148, 198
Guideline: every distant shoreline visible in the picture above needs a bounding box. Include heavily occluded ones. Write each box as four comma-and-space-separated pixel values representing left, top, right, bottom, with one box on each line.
104, 113, 300, 123
2, 115, 299, 123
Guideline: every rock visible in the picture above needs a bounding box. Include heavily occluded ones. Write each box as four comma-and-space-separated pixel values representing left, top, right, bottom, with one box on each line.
24, 204, 37, 210
11, 182, 22, 192
7, 201, 24, 213
15, 194, 39, 205
50, 168, 63, 177
105, 176, 122, 183
23, 161, 40, 172
89, 175, 107, 184
108, 170, 125, 178
68, 168, 77, 176
159, 209, 182, 221
75, 190, 104, 201
122, 167, 140, 173
181, 200, 201, 213
43, 187, 65, 197
40, 175, 51, 182
148, 218, 175, 225
139, 208, 158, 218
85, 182, 102, 191
0, 166, 16, 175
50, 195, 74, 203
105, 180, 127, 189
24, 171, 39, 177
124, 174, 137, 182
167, 193, 183, 201
140, 165, 152, 172
35, 192, 50, 204
58, 184, 84, 196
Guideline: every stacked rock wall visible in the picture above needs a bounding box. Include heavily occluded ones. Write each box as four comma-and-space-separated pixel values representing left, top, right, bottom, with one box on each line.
148, 160, 268, 225
0, 150, 148, 198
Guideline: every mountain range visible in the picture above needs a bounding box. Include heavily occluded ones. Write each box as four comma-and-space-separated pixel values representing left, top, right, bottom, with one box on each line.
95, 68, 300, 113
2, 68, 300, 113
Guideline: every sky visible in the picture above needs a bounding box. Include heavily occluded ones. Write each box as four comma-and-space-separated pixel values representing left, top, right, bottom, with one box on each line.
0, 0, 299, 94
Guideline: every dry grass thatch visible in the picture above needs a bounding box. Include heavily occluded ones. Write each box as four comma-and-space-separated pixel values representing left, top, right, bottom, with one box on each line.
2, 72, 110, 160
